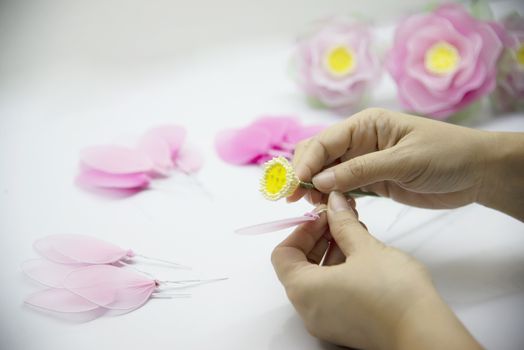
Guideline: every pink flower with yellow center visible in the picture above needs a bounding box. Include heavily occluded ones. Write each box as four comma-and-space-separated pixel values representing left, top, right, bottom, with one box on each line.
493, 13, 524, 111
387, 3, 507, 119
292, 17, 381, 112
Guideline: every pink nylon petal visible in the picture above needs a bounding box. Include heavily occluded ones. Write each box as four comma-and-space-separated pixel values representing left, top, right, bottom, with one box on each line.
63, 265, 156, 310
137, 133, 173, 176
215, 127, 272, 165
76, 168, 151, 189
284, 125, 326, 145
25, 288, 100, 313
235, 213, 318, 235
21, 259, 85, 288
80, 145, 153, 174
34, 238, 80, 264
174, 144, 204, 173
250, 117, 300, 146
34, 234, 133, 265
143, 125, 187, 157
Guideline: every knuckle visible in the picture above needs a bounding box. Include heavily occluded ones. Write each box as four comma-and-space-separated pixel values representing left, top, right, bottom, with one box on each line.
294, 139, 309, 154
334, 216, 359, 233
347, 157, 368, 181
362, 107, 387, 121
270, 247, 280, 266
286, 282, 306, 305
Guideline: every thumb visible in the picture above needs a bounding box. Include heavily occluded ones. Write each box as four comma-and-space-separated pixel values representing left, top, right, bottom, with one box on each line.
312, 148, 403, 193
327, 191, 373, 256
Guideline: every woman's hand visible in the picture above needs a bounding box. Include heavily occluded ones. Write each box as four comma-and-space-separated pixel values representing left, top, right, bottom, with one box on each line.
272, 192, 482, 350
287, 108, 524, 219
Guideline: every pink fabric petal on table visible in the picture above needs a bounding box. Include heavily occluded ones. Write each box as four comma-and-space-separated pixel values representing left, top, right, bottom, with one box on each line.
34, 234, 133, 265
235, 214, 318, 235
215, 127, 272, 165
137, 133, 173, 176
21, 259, 85, 288
33, 237, 81, 264
250, 117, 300, 146
63, 265, 156, 310
25, 288, 100, 313
174, 144, 204, 173
284, 125, 326, 145
143, 125, 187, 157
76, 168, 151, 189
80, 145, 153, 174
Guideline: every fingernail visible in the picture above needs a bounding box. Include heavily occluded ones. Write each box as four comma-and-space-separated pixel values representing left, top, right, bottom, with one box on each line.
312, 171, 335, 190
329, 191, 351, 212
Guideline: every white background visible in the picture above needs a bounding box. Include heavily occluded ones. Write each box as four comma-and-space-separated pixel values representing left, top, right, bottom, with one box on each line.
1, 1, 523, 349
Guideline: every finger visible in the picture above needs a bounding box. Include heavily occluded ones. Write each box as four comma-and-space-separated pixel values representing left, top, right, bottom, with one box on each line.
327, 191, 373, 256
287, 138, 314, 202
312, 147, 405, 193
271, 206, 327, 284
292, 108, 391, 185
306, 229, 331, 265
293, 125, 353, 184
322, 241, 346, 266
286, 187, 308, 203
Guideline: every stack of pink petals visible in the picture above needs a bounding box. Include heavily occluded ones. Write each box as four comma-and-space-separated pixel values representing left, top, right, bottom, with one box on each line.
77, 125, 203, 192
215, 116, 326, 165
22, 235, 203, 320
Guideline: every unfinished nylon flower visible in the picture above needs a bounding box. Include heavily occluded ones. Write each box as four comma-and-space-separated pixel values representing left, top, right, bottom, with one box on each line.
215, 116, 325, 165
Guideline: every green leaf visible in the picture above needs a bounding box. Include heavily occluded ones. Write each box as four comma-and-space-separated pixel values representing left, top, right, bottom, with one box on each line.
470, 0, 494, 21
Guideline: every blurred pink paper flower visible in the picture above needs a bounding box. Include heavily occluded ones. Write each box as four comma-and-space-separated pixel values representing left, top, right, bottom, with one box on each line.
77, 125, 203, 193
492, 13, 524, 111
387, 3, 507, 119
292, 18, 381, 113
215, 116, 326, 165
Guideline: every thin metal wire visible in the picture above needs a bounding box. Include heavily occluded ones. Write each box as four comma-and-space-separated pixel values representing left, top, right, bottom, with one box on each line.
134, 254, 191, 270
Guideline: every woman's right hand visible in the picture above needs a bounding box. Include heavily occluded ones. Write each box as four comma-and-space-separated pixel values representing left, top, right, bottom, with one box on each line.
288, 108, 524, 220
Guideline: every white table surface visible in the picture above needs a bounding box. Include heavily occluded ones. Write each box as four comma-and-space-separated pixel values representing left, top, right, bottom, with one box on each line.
1, 1, 523, 349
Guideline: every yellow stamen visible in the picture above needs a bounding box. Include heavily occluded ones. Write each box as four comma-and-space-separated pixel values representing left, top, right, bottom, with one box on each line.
325, 46, 356, 76
425, 41, 460, 75
516, 44, 524, 67
260, 157, 300, 201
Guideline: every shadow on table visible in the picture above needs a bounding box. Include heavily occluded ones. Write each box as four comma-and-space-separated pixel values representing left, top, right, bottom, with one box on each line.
429, 252, 524, 306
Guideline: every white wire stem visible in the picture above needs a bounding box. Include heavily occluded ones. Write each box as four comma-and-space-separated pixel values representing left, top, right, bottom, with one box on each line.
134, 254, 192, 270
174, 160, 213, 199
158, 277, 228, 291
151, 293, 192, 299
385, 205, 411, 232
120, 261, 157, 279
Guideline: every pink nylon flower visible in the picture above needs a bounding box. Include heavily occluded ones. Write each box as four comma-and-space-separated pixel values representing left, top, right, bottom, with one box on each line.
215, 116, 325, 165
76, 125, 203, 193
387, 3, 507, 119
292, 17, 381, 113
493, 13, 524, 111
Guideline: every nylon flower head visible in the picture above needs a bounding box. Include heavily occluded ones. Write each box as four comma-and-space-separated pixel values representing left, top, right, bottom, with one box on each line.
260, 156, 300, 201
292, 17, 381, 113
387, 3, 507, 119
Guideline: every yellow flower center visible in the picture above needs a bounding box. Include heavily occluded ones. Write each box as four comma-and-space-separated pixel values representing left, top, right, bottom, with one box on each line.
260, 157, 300, 201
264, 163, 288, 195
425, 41, 460, 75
325, 46, 356, 76
516, 44, 524, 67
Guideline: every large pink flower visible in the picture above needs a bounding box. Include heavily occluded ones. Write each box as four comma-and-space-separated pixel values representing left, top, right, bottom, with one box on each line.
493, 13, 524, 111
293, 18, 381, 112
387, 3, 506, 119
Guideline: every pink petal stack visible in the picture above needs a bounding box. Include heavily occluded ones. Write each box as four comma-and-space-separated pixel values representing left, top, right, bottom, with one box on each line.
215, 116, 326, 165
76, 125, 203, 193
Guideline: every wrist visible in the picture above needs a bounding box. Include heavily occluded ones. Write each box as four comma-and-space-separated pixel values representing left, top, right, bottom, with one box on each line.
389, 287, 481, 350
478, 131, 524, 221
